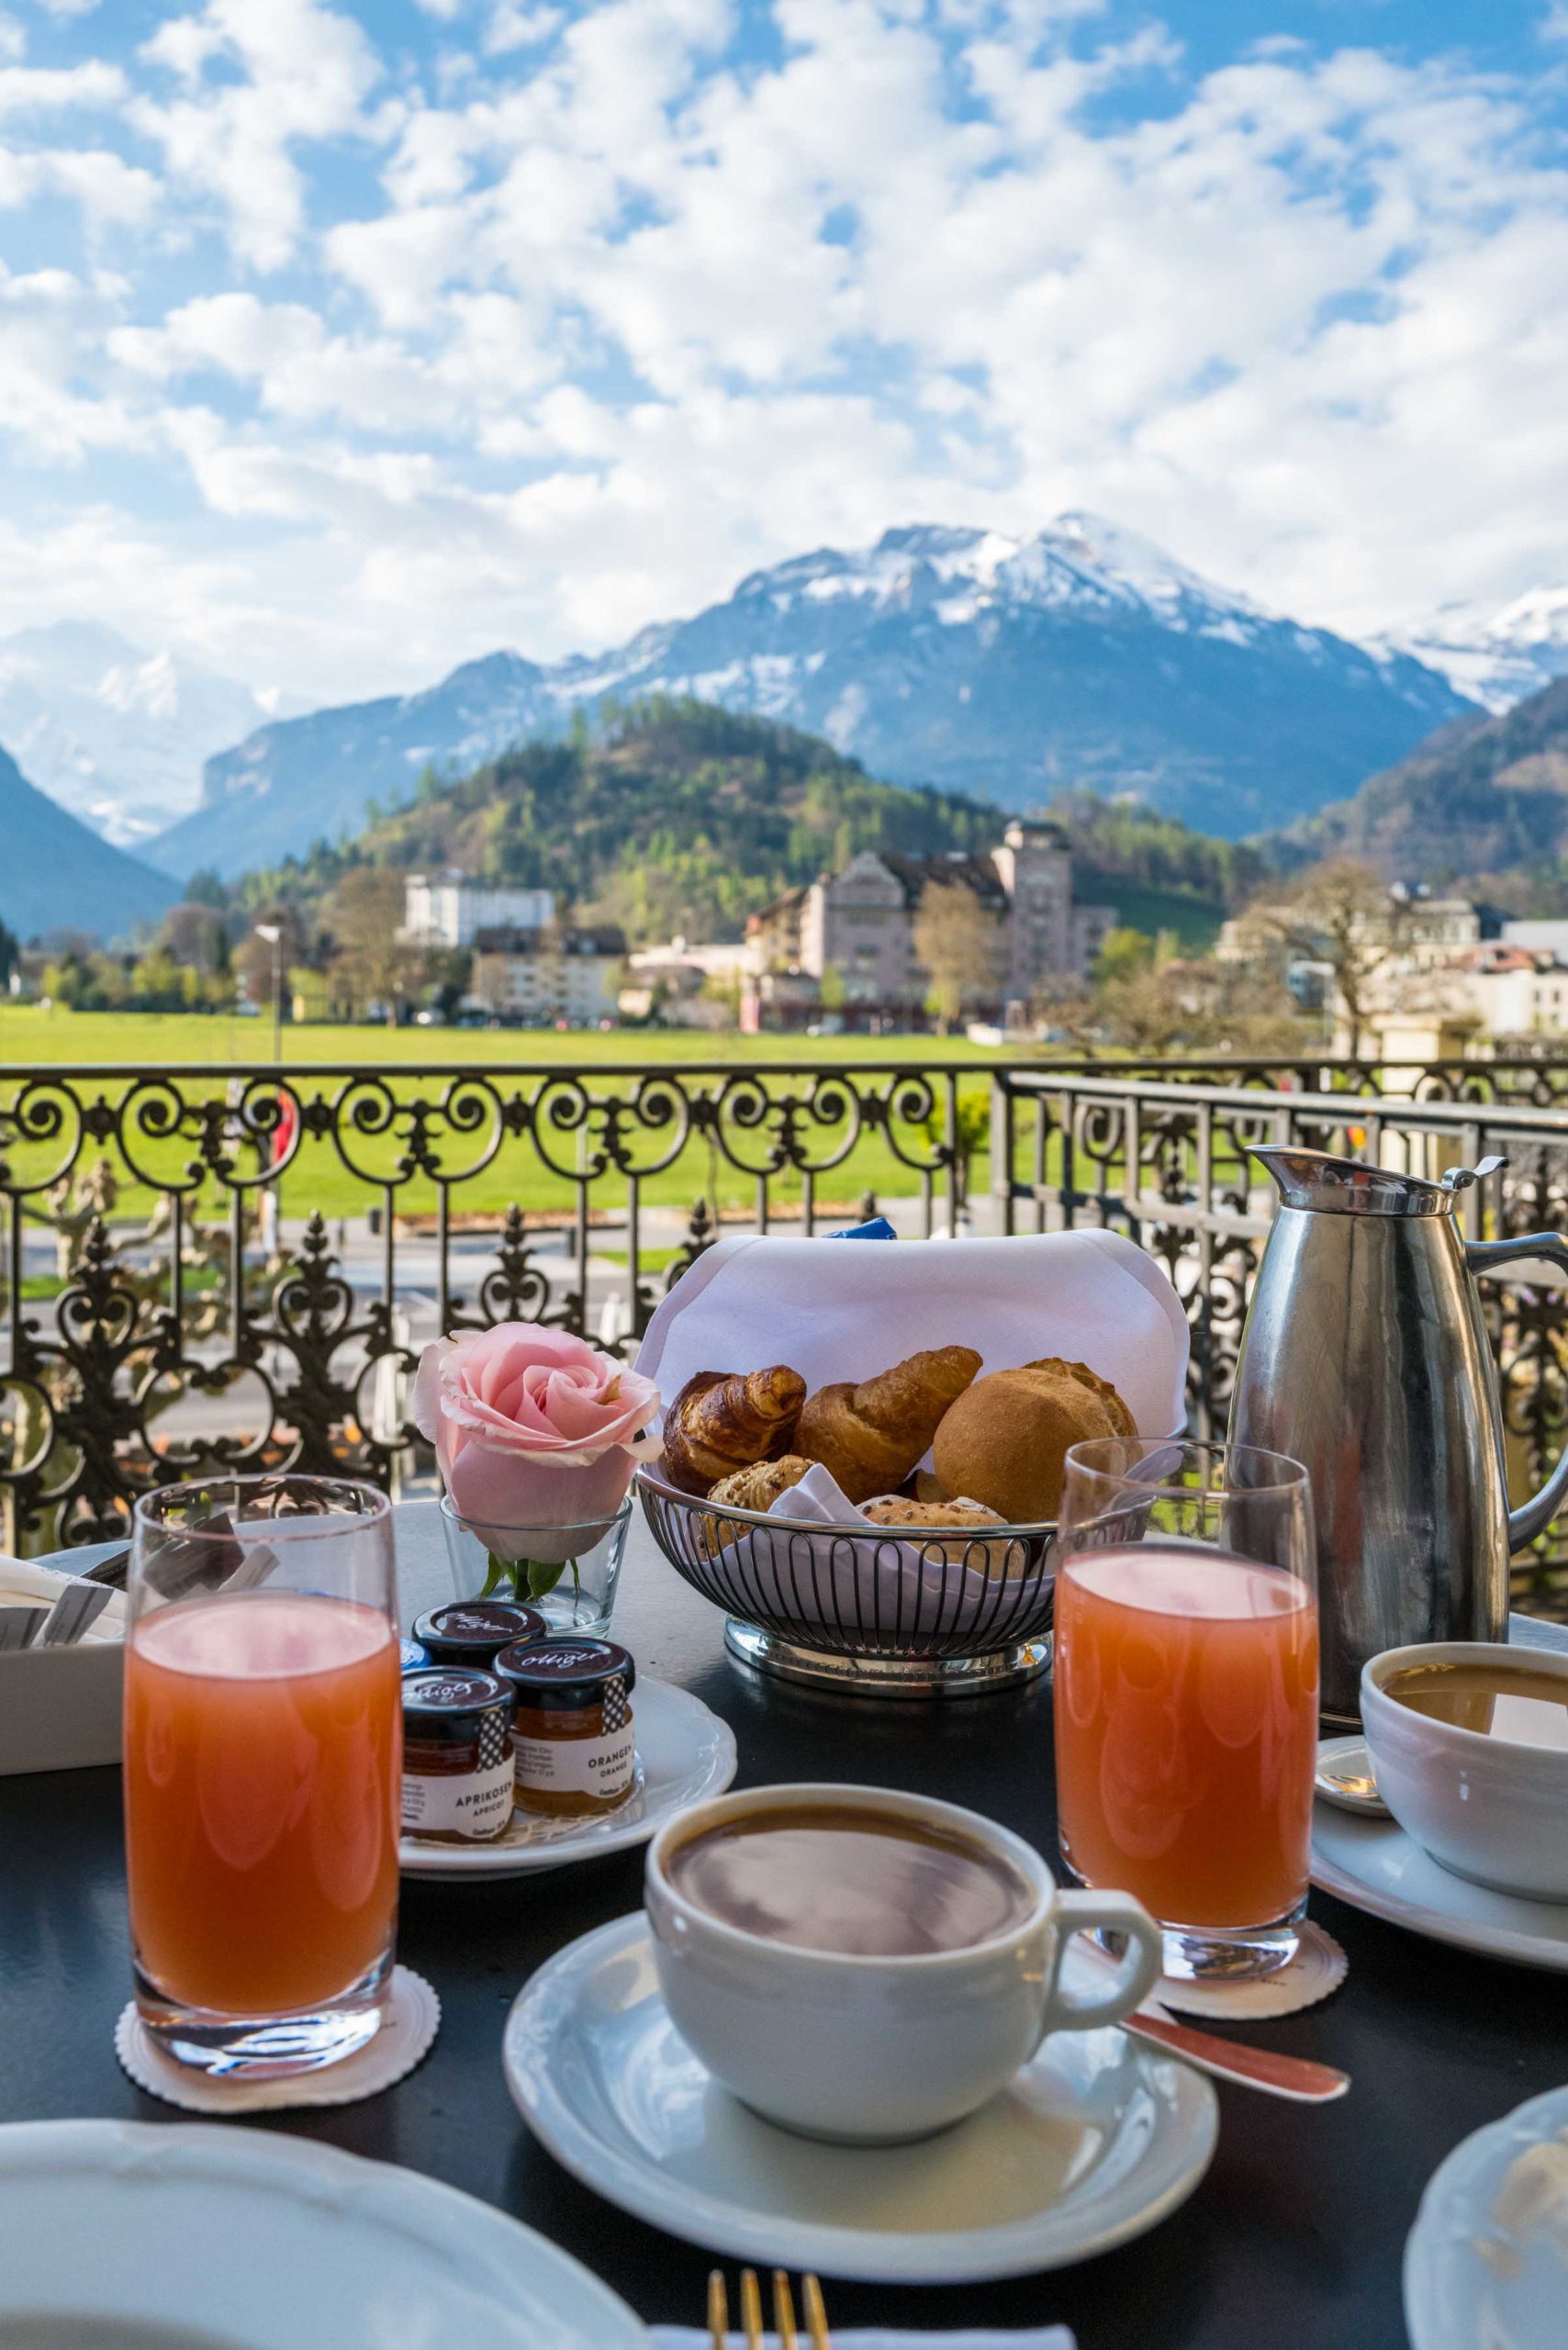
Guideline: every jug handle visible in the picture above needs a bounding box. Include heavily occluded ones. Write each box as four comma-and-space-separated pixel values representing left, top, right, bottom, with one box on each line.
1466, 1232, 1568, 1550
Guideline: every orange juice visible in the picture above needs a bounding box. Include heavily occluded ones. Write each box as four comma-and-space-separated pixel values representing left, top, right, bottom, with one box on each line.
125, 1590, 401, 2015
1055, 1543, 1319, 1928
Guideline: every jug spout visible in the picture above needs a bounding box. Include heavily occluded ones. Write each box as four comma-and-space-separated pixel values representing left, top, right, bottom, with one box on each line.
1249, 1146, 1457, 1217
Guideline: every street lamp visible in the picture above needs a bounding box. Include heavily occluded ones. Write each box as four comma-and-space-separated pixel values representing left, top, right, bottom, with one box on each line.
254, 923, 283, 1062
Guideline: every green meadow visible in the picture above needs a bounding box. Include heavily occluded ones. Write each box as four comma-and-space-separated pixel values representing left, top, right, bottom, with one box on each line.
0, 1008, 1028, 1227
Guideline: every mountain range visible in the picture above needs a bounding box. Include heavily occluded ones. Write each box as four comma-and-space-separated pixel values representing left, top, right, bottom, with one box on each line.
0, 621, 286, 847
148, 516, 1476, 879
1288, 675, 1568, 889
0, 744, 179, 941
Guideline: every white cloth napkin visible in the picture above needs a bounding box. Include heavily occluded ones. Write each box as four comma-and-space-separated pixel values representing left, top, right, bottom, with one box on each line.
634, 1229, 1188, 1441
652, 2331, 1074, 2347
683, 1460, 1050, 1639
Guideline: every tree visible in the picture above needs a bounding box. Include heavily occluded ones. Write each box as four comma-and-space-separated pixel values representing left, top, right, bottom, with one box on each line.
913, 882, 1005, 1035
328, 867, 422, 1024
162, 903, 227, 975
184, 869, 230, 911
1094, 927, 1158, 986
1235, 860, 1412, 1057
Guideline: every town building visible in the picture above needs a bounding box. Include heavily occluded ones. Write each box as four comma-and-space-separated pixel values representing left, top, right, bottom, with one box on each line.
744, 821, 1116, 1029
466, 923, 626, 1025
402, 872, 555, 948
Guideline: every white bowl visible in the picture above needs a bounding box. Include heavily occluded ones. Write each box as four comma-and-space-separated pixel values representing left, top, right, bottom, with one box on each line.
1361, 1641, 1568, 1903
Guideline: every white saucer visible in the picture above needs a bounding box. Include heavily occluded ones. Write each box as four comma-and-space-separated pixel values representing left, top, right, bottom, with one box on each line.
502, 1912, 1217, 2285
400, 1678, 735, 1880
0, 2118, 646, 2346
1315, 1735, 1389, 1818
1405, 2082, 1568, 2349
1312, 1804, 1568, 1972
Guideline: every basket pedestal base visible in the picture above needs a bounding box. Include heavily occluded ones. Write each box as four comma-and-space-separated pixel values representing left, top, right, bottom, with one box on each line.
723, 1619, 1052, 1700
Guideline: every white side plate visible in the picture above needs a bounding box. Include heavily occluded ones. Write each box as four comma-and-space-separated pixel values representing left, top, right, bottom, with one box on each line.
1406, 2082, 1568, 2350
503, 1911, 1218, 2285
1312, 1805, 1568, 1972
0, 2120, 645, 2347
400, 1676, 736, 1879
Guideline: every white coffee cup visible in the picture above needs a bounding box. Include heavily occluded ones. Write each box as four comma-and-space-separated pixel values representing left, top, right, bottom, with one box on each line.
1362, 1640, 1568, 1901
644, 1781, 1163, 2143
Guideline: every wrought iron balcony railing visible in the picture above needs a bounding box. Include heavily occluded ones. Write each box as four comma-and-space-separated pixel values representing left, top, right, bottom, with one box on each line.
4, 1051, 1568, 1610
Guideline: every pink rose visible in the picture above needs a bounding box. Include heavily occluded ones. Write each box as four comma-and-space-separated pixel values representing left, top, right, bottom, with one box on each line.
411, 1323, 660, 1561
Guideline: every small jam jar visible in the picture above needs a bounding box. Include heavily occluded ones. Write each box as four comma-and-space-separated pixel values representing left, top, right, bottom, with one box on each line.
398, 1637, 430, 1673
400, 1668, 516, 1842
412, 1599, 547, 1671
496, 1638, 636, 1818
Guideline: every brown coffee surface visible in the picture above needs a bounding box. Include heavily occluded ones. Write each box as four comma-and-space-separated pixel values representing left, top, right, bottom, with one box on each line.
666, 1802, 1036, 1955
1385, 1661, 1568, 1749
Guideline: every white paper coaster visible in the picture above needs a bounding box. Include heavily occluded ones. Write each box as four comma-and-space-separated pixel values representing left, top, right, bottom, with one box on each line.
1153, 1920, 1348, 2020
115, 1965, 440, 2113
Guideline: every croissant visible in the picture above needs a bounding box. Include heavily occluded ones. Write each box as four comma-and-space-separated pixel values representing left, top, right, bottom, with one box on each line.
661, 1365, 807, 1496
795, 1346, 981, 1505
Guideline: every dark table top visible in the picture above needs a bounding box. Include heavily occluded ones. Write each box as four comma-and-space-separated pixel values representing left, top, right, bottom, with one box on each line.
4, 1505, 1565, 2347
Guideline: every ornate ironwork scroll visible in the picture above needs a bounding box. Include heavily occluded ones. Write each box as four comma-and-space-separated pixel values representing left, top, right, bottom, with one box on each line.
5, 1051, 1568, 1617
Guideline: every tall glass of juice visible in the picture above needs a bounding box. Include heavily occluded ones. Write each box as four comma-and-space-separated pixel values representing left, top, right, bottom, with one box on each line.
125, 1475, 401, 2078
1055, 1438, 1317, 1983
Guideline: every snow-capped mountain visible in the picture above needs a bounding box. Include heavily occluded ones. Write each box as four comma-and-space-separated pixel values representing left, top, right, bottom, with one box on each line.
150, 515, 1477, 878
1391, 587, 1568, 714
0, 621, 290, 847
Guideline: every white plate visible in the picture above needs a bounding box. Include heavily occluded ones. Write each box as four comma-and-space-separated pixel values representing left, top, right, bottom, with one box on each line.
0, 2119, 645, 2347
400, 1676, 736, 1879
502, 1912, 1218, 2285
1312, 1804, 1568, 1972
1315, 1735, 1389, 1818
1406, 2082, 1568, 2350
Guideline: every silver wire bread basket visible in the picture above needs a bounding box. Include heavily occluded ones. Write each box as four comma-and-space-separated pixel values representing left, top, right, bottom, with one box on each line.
636, 1463, 1057, 1698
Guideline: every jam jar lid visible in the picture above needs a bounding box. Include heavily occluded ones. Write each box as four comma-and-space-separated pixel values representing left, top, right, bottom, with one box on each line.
412, 1599, 547, 1664
401, 1666, 514, 1746
494, 1636, 635, 1713
398, 1637, 430, 1673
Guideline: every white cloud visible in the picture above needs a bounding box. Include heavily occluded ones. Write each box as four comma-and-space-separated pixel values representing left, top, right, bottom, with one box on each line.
131, 0, 382, 268
0, 143, 159, 229
0, 0, 1565, 709
0, 59, 122, 114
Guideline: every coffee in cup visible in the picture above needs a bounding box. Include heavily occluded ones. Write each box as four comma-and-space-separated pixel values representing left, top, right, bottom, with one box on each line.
645, 1783, 1162, 2143
664, 1799, 1037, 1957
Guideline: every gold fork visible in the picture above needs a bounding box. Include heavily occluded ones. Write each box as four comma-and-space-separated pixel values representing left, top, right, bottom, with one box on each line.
707, 2266, 831, 2348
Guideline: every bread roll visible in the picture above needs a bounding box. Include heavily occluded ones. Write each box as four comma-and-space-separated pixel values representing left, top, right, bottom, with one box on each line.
861, 1492, 1014, 1576
699, 1454, 813, 1557
931, 1358, 1135, 1523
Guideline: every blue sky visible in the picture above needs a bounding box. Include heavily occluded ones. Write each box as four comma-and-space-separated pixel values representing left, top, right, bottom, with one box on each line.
1, 0, 1566, 699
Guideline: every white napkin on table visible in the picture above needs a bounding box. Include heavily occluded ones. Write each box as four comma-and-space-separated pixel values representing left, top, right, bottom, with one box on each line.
653, 2333, 1074, 2347
634, 1229, 1188, 1441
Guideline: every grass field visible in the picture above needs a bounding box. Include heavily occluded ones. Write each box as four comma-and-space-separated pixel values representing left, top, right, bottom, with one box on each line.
0, 1007, 1025, 1225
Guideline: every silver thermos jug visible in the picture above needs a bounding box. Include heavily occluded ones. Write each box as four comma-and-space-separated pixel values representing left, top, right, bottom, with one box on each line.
1228, 1147, 1568, 1725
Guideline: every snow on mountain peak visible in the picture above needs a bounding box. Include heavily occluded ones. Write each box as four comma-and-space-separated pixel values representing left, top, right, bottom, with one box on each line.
0, 620, 283, 845
741, 512, 1270, 641
1385, 580, 1568, 712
